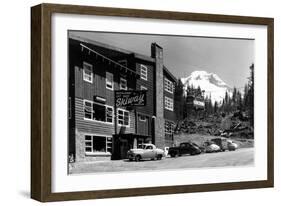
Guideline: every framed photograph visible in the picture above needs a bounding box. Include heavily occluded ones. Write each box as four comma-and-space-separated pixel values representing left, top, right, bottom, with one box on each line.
31, 3, 274, 202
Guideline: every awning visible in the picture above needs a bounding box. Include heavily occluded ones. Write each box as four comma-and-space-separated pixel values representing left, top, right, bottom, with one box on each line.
113, 133, 151, 139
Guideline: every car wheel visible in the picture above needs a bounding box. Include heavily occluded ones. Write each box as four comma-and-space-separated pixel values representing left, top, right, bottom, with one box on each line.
135, 155, 141, 162
170, 153, 176, 158
157, 154, 163, 160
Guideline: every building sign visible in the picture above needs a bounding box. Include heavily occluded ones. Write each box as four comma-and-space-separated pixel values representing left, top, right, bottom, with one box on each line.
193, 100, 205, 109
115, 90, 147, 107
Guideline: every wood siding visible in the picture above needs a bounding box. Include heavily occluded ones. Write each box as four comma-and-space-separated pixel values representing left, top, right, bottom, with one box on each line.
135, 62, 155, 116
136, 114, 150, 136
75, 98, 135, 135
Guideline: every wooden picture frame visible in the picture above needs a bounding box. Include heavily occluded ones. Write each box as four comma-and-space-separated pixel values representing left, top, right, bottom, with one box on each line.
31, 3, 274, 202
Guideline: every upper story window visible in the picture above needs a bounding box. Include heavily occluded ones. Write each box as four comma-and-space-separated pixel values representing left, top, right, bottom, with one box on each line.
164, 78, 174, 94
106, 72, 114, 90
120, 77, 127, 90
140, 64, 148, 81
83, 62, 93, 83
83, 100, 113, 124
164, 121, 174, 135
140, 85, 147, 91
164, 96, 174, 111
117, 109, 130, 126
84, 100, 92, 119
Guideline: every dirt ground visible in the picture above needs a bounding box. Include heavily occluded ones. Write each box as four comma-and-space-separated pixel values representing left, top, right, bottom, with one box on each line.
69, 147, 254, 174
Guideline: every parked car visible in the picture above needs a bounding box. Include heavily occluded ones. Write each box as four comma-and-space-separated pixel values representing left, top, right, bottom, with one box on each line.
211, 137, 228, 151
127, 144, 164, 161
204, 141, 221, 153
211, 137, 238, 151
227, 140, 238, 151
168, 142, 201, 157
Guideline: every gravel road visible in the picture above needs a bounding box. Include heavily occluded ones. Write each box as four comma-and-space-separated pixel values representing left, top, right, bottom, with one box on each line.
69, 148, 254, 174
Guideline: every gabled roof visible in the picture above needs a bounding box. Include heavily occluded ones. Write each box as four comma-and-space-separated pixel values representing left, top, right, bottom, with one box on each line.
69, 34, 155, 63
69, 34, 177, 82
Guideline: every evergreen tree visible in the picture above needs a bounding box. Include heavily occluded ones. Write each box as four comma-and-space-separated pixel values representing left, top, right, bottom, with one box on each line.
248, 63, 254, 126
214, 101, 218, 114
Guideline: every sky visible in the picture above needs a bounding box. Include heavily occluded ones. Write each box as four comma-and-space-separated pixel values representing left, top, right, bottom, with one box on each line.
70, 31, 254, 89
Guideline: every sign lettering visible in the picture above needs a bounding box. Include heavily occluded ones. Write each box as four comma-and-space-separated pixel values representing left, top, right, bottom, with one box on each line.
115, 90, 147, 107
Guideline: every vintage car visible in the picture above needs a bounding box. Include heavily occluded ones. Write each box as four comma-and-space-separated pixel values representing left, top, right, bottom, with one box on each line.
227, 140, 238, 151
168, 142, 201, 157
211, 137, 238, 151
211, 137, 228, 151
204, 141, 221, 153
127, 143, 164, 161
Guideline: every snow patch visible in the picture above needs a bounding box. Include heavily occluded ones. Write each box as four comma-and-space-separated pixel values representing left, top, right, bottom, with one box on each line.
181, 71, 232, 104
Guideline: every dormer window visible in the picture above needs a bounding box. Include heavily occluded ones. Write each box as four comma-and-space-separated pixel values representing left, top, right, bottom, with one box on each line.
120, 77, 127, 90
83, 62, 93, 83
106, 72, 114, 90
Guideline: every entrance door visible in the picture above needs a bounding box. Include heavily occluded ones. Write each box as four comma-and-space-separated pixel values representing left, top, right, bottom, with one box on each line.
120, 139, 129, 159
137, 114, 149, 136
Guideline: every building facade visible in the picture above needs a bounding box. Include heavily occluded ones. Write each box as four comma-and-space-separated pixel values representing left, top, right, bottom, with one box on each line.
68, 35, 177, 162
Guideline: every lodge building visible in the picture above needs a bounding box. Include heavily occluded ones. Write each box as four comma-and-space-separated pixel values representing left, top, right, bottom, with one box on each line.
68, 35, 177, 162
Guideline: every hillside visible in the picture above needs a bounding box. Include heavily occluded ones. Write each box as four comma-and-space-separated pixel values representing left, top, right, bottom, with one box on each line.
173, 112, 254, 148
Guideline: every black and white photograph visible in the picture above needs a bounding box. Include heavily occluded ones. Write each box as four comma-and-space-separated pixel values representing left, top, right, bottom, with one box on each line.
67, 31, 255, 174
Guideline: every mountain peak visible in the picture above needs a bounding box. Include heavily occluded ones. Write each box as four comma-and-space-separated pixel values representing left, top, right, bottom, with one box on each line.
181, 71, 232, 104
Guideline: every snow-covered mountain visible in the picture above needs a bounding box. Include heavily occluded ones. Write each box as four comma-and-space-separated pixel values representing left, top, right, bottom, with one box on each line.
181, 71, 232, 104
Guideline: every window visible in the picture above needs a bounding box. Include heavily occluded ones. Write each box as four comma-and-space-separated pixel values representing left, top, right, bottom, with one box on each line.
165, 121, 174, 140
140, 85, 147, 91
84, 100, 92, 119
140, 64, 148, 80
106, 107, 113, 123
83, 62, 93, 83
164, 78, 174, 93
164, 96, 174, 111
165, 121, 174, 135
85, 135, 112, 154
106, 137, 113, 153
83, 100, 113, 123
93, 103, 106, 122
106, 72, 114, 90
117, 109, 129, 126
85, 135, 93, 152
120, 77, 127, 90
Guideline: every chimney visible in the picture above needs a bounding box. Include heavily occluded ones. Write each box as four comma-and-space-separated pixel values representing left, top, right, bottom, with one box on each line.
151, 43, 165, 149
